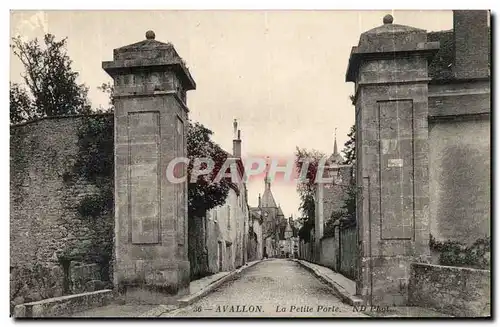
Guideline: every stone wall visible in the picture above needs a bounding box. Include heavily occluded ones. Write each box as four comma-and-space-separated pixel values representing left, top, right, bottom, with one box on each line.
429, 118, 490, 245
14, 290, 113, 318
319, 237, 337, 270
69, 262, 106, 294
408, 263, 490, 317
10, 116, 112, 309
428, 80, 490, 245
318, 224, 357, 280
298, 241, 313, 262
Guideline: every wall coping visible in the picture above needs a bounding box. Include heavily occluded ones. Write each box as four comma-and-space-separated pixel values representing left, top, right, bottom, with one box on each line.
411, 262, 490, 273
14, 289, 113, 318
22, 289, 111, 306
10, 112, 113, 129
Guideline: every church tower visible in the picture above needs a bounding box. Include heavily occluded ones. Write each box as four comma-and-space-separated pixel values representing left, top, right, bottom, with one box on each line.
260, 158, 281, 257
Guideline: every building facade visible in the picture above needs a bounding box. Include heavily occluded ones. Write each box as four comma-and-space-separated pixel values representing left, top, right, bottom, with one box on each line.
205, 120, 249, 274
278, 217, 299, 258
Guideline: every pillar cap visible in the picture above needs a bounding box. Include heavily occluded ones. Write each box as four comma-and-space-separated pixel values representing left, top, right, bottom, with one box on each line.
102, 31, 196, 90
345, 14, 440, 83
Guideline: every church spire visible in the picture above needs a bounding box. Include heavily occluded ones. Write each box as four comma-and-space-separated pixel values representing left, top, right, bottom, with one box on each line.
327, 128, 343, 165
264, 156, 271, 190
333, 128, 338, 156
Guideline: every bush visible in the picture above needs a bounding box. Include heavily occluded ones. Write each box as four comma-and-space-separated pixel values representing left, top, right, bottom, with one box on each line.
430, 234, 490, 270
323, 210, 343, 238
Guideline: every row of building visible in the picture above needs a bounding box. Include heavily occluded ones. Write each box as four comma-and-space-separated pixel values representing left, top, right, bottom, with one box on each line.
189, 120, 300, 279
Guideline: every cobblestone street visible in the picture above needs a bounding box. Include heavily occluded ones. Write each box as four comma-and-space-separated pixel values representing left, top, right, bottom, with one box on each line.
162, 259, 368, 317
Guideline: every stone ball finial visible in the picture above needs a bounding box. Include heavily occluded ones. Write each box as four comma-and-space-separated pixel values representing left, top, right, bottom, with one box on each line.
145, 30, 156, 40
383, 14, 394, 25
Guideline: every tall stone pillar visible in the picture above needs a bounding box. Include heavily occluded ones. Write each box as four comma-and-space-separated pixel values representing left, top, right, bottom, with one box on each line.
103, 30, 196, 303
346, 15, 439, 305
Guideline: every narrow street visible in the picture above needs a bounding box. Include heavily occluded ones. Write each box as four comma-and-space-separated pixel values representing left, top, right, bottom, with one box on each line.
162, 259, 368, 317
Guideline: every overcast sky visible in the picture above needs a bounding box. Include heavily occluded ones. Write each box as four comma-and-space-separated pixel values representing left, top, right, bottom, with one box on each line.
10, 10, 453, 219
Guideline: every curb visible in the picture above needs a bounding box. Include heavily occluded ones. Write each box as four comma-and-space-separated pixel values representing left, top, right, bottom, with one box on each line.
293, 259, 363, 306
139, 305, 178, 318
177, 260, 262, 309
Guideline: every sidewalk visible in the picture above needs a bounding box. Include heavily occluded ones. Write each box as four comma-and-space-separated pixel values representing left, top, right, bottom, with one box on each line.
293, 259, 362, 306
141, 260, 261, 317
72, 260, 261, 317
294, 259, 452, 318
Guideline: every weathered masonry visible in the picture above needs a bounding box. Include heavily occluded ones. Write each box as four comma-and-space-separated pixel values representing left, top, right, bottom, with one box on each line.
346, 11, 490, 305
103, 30, 196, 303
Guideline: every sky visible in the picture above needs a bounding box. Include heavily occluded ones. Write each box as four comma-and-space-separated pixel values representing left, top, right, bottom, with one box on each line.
10, 10, 453, 219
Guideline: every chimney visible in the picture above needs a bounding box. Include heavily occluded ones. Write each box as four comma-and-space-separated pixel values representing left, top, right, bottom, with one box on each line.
453, 10, 490, 79
232, 119, 242, 157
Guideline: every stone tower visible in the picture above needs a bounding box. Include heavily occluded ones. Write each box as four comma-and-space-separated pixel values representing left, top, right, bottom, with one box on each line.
346, 15, 438, 305
260, 162, 280, 257
103, 30, 196, 303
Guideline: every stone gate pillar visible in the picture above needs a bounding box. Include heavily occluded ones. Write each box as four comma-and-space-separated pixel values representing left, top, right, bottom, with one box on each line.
103, 30, 196, 303
346, 15, 439, 305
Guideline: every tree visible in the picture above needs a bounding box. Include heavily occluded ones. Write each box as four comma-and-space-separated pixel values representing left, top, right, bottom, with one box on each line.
97, 82, 114, 113
187, 121, 235, 219
10, 34, 91, 124
10, 82, 35, 124
186, 121, 235, 280
294, 147, 325, 242
342, 124, 356, 165
342, 125, 356, 223
340, 180, 356, 224
325, 125, 357, 227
